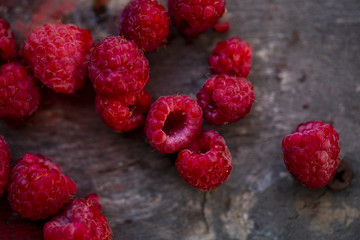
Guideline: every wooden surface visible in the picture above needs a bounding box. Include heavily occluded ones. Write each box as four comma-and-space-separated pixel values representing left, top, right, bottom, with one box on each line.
1, 0, 360, 239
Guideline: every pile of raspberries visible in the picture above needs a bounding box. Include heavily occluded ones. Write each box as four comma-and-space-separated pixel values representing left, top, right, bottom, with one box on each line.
0, 0, 346, 238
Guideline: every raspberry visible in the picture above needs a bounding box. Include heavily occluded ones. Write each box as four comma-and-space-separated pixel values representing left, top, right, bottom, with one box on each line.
0, 136, 11, 197
209, 37, 252, 77
0, 62, 40, 120
281, 121, 341, 189
120, 0, 170, 52
88, 36, 149, 96
213, 21, 230, 33
176, 129, 232, 190
145, 95, 203, 153
96, 89, 151, 132
7, 153, 77, 220
0, 18, 17, 62
44, 193, 112, 240
22, 24, 94, 94
197, 74, 255, 125
168, 0, 226, 37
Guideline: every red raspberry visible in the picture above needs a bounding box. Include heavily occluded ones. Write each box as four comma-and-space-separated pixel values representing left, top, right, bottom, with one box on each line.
145, 95, 203, 153
282, 121, 341, 189
7, 153, 77, 220
0, 136, 11, 197
213, 21, 230, 33
88, 36, 149, 96
22, 24, 94, 94
44, 193, 112, 240
96, 89, 151, 132
0, 18, 17, 62
209, 37, 252, 77
168, 0, 226, 37
0, 62, 40, 120
197, 74, 255, 125
176, 129, 232, 190
120, 0, 170, 52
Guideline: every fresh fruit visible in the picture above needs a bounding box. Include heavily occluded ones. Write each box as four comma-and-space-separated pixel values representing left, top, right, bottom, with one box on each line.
0, 136, 11, 197
0, 18, 17, 62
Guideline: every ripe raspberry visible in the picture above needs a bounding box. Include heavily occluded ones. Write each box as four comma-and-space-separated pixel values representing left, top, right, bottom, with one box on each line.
44, 193, 112, 240
209, 37, 252, 77
197, 74, 255, 125
22, 24, 94, 94
0, 62, 40, 120
88, 36, 149, 96
145, 95, 203, 153
7, 153, 77, 220
213, 21, 230, 33
0, 136, 11, 197
120, 0, 170, 52
96, 89, 151, 132
0, 18, 17, 62
282, 121, 341, 189
176, 129, 232, 190
168, 0, 226, 37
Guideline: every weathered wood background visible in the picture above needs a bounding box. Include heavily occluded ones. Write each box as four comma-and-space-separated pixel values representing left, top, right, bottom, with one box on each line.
1, 0, 360, 239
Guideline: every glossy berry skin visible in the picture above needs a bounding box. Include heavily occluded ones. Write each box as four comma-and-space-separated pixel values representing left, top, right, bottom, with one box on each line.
120, 0, 170, 52
0, 18, 17, 62
23, 24, 94, 94
197, 74, 255, 125
145, 95, 203, 153
209, 37, 252, 77
44, 193, 112, 240
7, 153, 77, 220
0, 136, 11, 197
96, 89, 151, 132
0, 62, 40, 120
282, 121, 341, 189
88, 36, 149, 96
176, 129, 232, 191
168, 0, 226, 37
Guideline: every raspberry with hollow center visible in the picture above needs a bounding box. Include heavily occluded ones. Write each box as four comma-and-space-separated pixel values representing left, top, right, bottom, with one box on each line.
0, 18, 17, 62
145, 95, 203, 153
176, 129, 232, 191
0, 136, 11, 197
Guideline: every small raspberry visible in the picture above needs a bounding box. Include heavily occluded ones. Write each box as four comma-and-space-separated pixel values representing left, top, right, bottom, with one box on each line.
0, 18, 17, 62
88, 36, 149, 96
0, 62, 40, 120
282, 121, 341, 189
213, 21, 230, 33
120, 0, 170, 52
197, 74, 255, 125
145, 95, 203, 153
96, 89, 151, 132
44, 193, 112, 240
209, 37, 252, 77
23, 24, 94, 94
168, 0, 226, 37
176, 129, 232, 191
7, 153, 77, 220
0, 136, 11, 197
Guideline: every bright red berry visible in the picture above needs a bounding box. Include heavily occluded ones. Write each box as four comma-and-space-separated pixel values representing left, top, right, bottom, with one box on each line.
0, 62, 40, 120
209, 37, 252, 77
197, 74, 255, 125
0, 136, 11, 197
120, 0, 170, 52
168, 0, 226, 37
213, 21, 230, 33
145, 95, 203, 153
282, 121, 341, 189
7, 153, 77, 220
176, 129, 232, 190
88, 36, 149, 96
23, 24, 94, 94
0, 18, 17, 62
44, 193, 112, 240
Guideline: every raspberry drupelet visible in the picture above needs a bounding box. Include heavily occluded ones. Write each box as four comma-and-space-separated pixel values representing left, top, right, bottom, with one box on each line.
0, 136, 11, 197
145, 95, 203, 153
0, 18, 17, 62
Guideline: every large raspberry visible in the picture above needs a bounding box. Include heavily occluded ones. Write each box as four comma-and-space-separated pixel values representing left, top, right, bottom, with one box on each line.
7, 153, 77, 220
0, 62, 40, 120
282, 121, 341, 189
176, 129, 232, 191
0, 18, 17, 62
120, 0, 170, 52
22, 24, 94, 94
168, 0, 226, 37
0, 136, 11, 197
88, 36, 149, 96
209, 37, 252, 77
145, 95, 203, 153
96, 89, 151, 132
197, 74, 255, 125
44, 193, 112, 240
